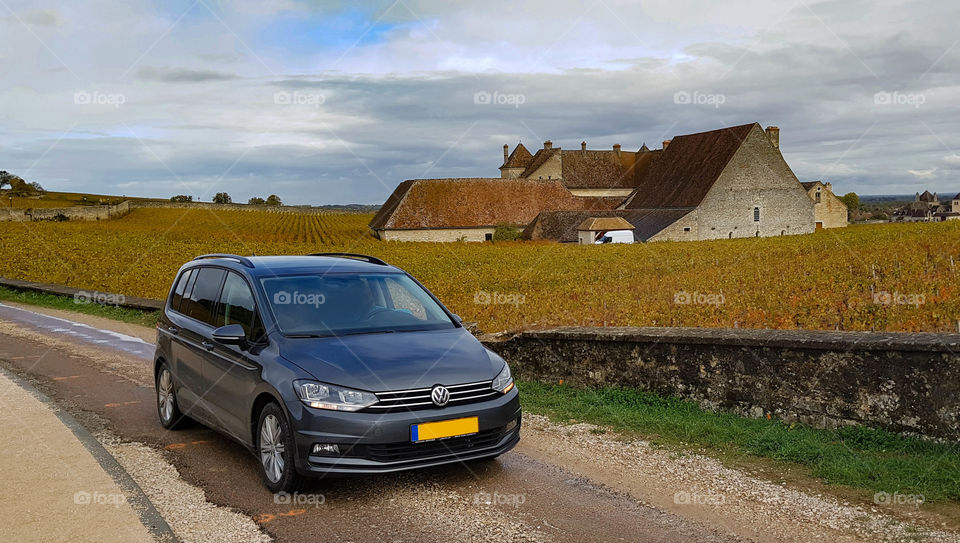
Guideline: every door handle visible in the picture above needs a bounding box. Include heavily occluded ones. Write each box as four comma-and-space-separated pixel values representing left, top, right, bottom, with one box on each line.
167, 326, 179, 335
201, 341, 214, 351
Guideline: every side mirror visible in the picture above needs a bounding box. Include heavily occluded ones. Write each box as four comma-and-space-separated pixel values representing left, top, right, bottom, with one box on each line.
212, 324, 246, 345
451, 314, 463, 323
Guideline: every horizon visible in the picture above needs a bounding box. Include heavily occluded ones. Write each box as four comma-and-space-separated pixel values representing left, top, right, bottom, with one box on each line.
3, 1, 960, 205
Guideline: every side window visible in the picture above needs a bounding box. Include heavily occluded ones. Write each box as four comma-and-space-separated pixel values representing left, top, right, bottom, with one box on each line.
216, 272, 266, 342
169, 269, 194, 313
181, 267, 226, 325
384, 277, 428, 320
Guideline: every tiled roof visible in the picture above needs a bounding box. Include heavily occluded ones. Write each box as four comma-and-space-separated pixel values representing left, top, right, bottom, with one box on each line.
500, 143, 533, 170
621, 123, 757, 209
369, 178, 619, 230
576, 217, 635, 231
800, 181, 822, 191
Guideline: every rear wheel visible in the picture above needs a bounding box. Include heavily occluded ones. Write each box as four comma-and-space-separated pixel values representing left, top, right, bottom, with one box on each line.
257, 403, 301, 493
156, 363, 186, 429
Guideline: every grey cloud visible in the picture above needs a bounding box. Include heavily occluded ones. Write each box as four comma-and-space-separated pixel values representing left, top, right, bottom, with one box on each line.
136, 66, 238, 83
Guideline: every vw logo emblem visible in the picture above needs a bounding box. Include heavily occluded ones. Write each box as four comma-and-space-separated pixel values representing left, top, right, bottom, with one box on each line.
431, 385, 450, 407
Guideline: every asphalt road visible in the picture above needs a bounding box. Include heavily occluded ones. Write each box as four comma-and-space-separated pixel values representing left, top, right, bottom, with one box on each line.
0, 305, 739, 542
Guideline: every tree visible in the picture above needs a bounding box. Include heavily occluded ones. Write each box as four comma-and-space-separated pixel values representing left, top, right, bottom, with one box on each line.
492, 224, 522, 241
170, 195, 193, 203
212, 192, 232, 204
265, 194, 282, 206
0, 171, 14, 191
247, 197, 266, 205
28, 181, 44, 194
839, 192, 859, 211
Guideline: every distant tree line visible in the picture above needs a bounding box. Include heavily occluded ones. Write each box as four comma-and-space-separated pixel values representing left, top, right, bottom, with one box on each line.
168, 192, 282, 206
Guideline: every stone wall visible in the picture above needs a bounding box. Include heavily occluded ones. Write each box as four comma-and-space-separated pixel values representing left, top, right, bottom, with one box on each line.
0, 200, 131, 222
483, 326, 960, 440
379, 227, 495, 242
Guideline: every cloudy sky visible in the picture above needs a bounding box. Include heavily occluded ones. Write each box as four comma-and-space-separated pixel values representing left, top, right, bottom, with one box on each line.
2, 0, 959, 205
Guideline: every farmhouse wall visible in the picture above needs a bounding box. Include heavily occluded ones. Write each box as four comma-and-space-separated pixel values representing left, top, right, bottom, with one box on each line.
694, 127, 815, 240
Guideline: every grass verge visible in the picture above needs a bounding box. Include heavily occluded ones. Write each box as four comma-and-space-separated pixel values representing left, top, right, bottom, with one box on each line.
0, 286, 159, 327
518, 380, 960, 503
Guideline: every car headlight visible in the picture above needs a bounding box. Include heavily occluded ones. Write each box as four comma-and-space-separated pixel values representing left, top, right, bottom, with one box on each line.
491, 363, 514, 394
293, 380, 378, 411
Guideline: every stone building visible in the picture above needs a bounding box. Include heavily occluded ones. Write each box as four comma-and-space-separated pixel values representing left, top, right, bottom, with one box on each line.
372, 122, 818, 242
800, 181, 848, 229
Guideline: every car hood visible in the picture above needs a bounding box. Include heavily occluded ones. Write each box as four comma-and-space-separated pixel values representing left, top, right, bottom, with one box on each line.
279, 327, 501, 392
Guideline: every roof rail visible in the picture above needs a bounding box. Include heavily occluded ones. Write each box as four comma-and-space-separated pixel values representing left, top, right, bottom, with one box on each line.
192, 253, 255, 268
307, 253, 388, 266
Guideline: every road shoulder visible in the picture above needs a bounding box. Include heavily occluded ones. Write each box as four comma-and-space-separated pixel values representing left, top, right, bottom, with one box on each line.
0, 365, 175, 543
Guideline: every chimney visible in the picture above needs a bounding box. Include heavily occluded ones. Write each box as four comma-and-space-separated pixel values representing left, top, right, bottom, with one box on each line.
503, 144, 509, 164
613, 143, 621, 156
581, 141, 587, 151
765, 126, 780, 149
662, 139, 672, 150
544, 140, 553, 150
825, 182, 833, 192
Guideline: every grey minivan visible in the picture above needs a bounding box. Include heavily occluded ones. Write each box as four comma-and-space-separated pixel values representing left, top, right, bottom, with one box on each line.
154, 253, 520, 491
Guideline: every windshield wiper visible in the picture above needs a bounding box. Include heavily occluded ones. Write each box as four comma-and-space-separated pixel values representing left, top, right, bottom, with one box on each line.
338, 329, 397, 337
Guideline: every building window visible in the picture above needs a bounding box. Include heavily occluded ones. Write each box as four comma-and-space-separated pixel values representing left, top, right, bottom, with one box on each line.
753, 207, 761, 222
815, 190, 821, 203
683, 227, 691, 232
484, 233, 493, 241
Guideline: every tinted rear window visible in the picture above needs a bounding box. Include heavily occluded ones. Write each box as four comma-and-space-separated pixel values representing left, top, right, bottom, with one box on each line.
169, 269, 194, 312
181, 267, 226, 325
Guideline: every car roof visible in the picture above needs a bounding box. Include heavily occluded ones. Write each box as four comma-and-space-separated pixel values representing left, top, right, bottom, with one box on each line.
186, 255, 403, 277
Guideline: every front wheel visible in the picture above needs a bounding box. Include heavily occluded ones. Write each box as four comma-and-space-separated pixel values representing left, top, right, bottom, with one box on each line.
257, 403, 301, 493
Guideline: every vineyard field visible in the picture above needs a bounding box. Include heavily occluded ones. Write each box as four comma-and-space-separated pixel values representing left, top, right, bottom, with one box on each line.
2, 206, 959, 333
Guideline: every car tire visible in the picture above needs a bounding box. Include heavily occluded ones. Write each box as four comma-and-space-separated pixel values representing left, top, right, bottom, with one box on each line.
257, 402, 301, 493
156, 362, 186, 430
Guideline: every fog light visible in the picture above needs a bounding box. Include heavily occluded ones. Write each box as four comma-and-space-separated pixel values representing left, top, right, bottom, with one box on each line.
311, 443, 340, 456
504, 418, 519, 433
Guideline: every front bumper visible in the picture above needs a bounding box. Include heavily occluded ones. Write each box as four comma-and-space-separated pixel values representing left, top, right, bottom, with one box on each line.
286, 388, 521, 475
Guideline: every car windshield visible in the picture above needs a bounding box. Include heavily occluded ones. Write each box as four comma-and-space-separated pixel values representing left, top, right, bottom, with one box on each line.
260, 272, 456, 337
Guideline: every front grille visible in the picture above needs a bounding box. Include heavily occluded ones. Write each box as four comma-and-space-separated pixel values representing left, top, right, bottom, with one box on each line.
365, 380, 499, 412
359, 426, 508, 462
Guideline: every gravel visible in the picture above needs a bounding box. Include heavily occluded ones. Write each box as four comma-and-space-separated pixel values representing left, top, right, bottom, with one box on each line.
521, 414, 960, 542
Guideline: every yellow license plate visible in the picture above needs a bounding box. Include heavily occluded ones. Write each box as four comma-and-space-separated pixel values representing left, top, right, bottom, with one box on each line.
411, 417, 479, 443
